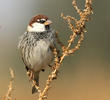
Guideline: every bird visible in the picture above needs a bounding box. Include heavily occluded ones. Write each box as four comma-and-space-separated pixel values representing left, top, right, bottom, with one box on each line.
18, 14, 55, 94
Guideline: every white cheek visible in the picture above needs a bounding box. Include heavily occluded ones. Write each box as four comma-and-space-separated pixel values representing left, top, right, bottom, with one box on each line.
27, 22, 45, 32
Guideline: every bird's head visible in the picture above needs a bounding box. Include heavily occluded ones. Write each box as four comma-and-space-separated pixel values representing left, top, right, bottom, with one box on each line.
27, 14, 52, 32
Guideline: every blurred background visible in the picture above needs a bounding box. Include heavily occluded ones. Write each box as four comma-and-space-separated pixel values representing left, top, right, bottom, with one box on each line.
0, 0, 110, 100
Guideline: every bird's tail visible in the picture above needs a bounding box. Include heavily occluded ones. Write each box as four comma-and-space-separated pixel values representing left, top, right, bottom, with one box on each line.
32, 71, 39, 94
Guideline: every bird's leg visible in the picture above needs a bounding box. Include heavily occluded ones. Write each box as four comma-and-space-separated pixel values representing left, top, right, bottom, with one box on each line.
27, 69, 35, 81
25, 66, 29, 71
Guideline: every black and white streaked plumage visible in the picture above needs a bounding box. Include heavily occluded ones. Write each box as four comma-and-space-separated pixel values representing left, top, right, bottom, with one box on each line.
18, 14, 55, 94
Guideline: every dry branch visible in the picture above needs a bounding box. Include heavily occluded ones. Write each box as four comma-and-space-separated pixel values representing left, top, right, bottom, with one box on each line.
4, 68, 14, 100
28, 0, 93, 100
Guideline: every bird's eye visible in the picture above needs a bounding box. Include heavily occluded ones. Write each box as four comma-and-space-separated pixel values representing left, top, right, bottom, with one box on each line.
40, 19, 46, 23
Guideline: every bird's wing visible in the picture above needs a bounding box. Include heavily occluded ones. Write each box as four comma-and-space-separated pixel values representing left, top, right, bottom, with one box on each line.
18, 32, 31, 71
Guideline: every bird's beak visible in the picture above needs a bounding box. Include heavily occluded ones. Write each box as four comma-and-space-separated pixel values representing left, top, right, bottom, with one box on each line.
44, 20, 52, 25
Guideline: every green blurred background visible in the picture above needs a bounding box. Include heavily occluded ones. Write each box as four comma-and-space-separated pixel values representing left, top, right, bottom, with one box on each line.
0, 0, 110, 100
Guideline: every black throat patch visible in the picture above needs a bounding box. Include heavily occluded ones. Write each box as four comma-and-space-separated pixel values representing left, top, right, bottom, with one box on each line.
45, 25, 50, 30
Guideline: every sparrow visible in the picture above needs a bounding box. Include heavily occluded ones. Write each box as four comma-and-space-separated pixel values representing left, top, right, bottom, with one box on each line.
18, 14, 55, 94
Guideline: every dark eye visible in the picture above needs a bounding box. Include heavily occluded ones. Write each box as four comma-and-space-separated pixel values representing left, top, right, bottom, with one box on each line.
40, 19, 46, 23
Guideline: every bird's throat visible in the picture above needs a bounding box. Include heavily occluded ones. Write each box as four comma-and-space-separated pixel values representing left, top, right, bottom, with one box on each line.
45, 25, 50, 30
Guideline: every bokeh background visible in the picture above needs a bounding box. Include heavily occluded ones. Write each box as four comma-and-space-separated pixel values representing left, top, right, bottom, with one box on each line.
0, 0, 110, 100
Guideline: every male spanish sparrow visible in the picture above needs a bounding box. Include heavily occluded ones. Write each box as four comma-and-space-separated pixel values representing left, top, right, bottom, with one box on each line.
18, 14, 55, 94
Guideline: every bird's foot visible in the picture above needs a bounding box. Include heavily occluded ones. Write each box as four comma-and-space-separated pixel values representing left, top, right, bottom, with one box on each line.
27, 69, 35, 81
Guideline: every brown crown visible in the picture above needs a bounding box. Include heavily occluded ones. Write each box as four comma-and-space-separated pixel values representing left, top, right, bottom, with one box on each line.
29, 14, 48, 26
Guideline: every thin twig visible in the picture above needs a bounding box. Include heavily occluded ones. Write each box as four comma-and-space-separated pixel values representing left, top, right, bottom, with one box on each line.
5, 68, 14, 100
